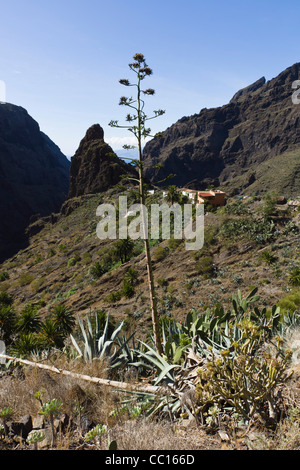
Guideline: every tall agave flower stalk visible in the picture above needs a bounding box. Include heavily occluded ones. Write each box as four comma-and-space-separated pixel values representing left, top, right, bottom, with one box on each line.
109, 53, 165, 354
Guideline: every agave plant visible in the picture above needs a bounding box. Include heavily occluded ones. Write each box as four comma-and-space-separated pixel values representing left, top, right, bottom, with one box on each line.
70, 313, 136, 369
130, 340, 181, 386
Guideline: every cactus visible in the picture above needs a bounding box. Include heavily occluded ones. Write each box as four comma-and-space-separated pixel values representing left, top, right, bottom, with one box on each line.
195, 318, 293, 423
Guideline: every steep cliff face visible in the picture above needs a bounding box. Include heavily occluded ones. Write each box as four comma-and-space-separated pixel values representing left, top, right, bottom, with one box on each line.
68, 124, 138, 198
142, 63, 300, 195
0, 103, 70, 262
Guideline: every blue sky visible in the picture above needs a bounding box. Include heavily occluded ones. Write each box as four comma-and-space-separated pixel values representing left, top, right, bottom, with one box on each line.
1, 0, 300, 157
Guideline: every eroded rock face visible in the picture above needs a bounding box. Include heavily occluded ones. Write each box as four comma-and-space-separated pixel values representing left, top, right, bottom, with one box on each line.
142, 63, 300, 195
68, 124, 137, 198
0, 103, 70, 262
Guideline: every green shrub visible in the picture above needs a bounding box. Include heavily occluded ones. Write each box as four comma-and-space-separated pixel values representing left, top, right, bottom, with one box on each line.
0, 292, 13, 306
0, 304, 17, 343
157, 277, 168, 287
195, 256, 214, 278
259, 250, 277, 265
58, 244, 68, 253
204, 200, 215, 213
18, 273, 35, 286
105, 291, 122, 303
113, 239, 134, 264
282, 221, 299, 235
67, 258, 77, 267
49, 304, 75, 336
30, 277, 45, 293
168, 238, 182, 250
262, 193, 277, 217
204, 226, 219, 246
219, 216, 277, 245
289, 268, 300, 287
225, 200, 249, 215
17, 304, 42, 334
34, 255, 44, 264
122, 279, 135, 298
89, 261, 109, 279
0, 272, 9, 282
82, 252, 92, 265
124, 267, 138, 284
278, 289, 300, 313
274, 267, 282, 278
47, 248, 56, 258
154, 245, 169, 261
67, 250, 81, 267
65, 288, 77, 299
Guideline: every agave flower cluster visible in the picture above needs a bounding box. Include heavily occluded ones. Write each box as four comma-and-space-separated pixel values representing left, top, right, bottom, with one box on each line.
109, 53, 165, 146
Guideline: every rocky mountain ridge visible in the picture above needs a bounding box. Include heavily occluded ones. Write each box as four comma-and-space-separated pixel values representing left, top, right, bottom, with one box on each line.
142, 63, 300, 196
0, 103, 70, 262
68, 124, 138, 199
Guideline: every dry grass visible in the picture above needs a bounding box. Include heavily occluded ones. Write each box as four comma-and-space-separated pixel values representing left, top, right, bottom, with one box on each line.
0, 356, 116, 425
2, 356, 300, 450
0, 357, 221, 450
106, 419, 219, 451
246, 408, 300, 450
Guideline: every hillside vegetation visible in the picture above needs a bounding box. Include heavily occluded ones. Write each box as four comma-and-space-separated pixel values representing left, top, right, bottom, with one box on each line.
0, 187, 300, 450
